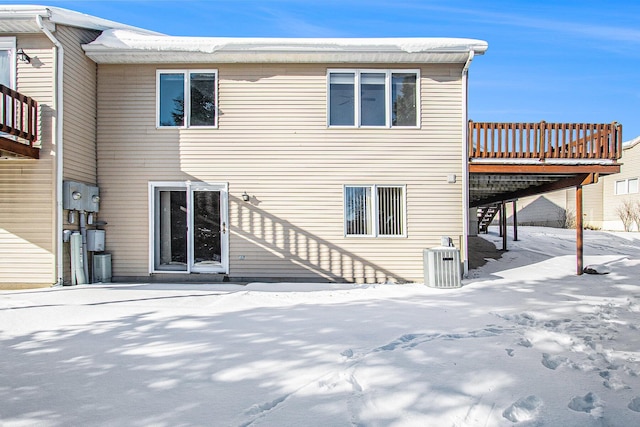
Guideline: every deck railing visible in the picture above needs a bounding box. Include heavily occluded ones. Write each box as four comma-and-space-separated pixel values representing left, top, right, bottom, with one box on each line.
468, 121, 622, 161
0, 84, 38, 145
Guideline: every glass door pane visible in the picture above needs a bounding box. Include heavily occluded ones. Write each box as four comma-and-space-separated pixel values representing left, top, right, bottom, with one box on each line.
191, 190, 222, 271
156, 190, 187, 271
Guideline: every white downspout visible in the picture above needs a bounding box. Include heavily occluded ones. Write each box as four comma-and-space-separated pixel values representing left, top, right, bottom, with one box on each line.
461, 50, 474, 277
36, 14, 64, 286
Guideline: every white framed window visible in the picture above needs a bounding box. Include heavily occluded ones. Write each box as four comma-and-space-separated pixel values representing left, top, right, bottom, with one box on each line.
157, 70, 218, 128
615, 178, 639, 195
0, 37, 16, 89
344, 185, 406, 237
328, 69, 419, 128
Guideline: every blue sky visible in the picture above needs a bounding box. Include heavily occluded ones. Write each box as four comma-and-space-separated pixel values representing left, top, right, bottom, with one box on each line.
4, 0, 640, 139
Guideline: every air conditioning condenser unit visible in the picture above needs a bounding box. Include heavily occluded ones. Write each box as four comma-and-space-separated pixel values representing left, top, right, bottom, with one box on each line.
424, 248, 462, 288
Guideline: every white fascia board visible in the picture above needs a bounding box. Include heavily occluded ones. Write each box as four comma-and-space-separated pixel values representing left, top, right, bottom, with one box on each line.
83, 30, 488, 64
84, 50, 477, 64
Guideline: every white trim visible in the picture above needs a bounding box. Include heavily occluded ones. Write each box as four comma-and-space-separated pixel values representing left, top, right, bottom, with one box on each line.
327, 69, 420, 129
35, 16, 65, 286
461, 51, 473, 276
156, 69, 218, 129
615, 178, 639, 195
148, 181, 229, 275
343, 184, 407, 238
0, 37, 16, 89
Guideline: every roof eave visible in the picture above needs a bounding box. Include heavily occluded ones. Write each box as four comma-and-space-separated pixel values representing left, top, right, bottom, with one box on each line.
83, 49, 483, 65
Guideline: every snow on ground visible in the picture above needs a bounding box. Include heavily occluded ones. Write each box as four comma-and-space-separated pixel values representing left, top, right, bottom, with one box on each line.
1, 226, 639, 426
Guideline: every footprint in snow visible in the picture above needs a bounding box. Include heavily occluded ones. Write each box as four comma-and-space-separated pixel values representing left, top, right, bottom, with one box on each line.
600, 371, 630, 391
541, 353, 570, 370
568, 392, 603, 416
505, 348, 515, 357
502, 395, 543, 423
341, 349, 354, 358
628, 397, 640, 412
517, 337, 533, 348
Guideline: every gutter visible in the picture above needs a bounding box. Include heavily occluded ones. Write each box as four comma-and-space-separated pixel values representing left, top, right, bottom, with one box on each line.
461, 50, 474, 276
36, 13, 65, 286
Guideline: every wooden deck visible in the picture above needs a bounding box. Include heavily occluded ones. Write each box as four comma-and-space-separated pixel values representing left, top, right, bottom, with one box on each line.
0, 84, 39, 159
468, 121, 623, 275
468, 121, 622, 207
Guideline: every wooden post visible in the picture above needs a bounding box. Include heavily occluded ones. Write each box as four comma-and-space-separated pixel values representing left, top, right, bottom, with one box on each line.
512, 200, 518, 241
576, 185, 584, 275
501, 202, 508, 251
498, 202, 503, 237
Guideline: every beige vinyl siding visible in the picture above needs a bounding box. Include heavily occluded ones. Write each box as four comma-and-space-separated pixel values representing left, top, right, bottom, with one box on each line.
602, 143, 640, 230
513, 172, 607, 230
585, 181, 603, 227
0, 33, 55, 284
55, 26, 100, 284
97, 63, 464, 282
58, 25, 100, 184
513, 190, 569, 227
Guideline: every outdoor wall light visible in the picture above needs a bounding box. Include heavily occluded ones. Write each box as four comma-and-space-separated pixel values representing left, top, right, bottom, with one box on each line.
16, 48, 31, 64
242, 192, 250, 202
72, 191, 82, 200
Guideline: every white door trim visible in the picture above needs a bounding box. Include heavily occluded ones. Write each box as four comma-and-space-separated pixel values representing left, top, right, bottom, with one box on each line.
148, 181, 229, 275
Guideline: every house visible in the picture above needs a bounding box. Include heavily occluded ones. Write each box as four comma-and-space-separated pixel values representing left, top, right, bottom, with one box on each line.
0, 5, 623, 286
0, 5, 491, 285
504, 135, 639, 231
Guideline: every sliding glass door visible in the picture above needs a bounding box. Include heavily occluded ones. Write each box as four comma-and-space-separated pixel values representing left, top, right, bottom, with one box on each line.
151, 182, 228, 274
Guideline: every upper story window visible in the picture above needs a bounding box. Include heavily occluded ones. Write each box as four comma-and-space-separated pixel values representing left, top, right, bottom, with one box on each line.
0, 37, 16, 89
157, 70, 217, 128
328, 69, 419, 128
615, 178, 639, 195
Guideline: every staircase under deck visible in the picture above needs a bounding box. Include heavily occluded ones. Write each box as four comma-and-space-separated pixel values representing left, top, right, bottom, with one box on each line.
468, 121, 623, 274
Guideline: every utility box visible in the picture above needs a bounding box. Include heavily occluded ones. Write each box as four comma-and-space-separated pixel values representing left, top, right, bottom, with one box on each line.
62, 181, 100, 212
63, 181, 85, 211
93, 253, 111, 283
87, 230, 105, 252
424, 248, 462, 288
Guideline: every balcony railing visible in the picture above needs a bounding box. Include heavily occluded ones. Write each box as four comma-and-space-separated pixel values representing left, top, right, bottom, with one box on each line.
0, 84, 38, 149
468, 121, 622, 161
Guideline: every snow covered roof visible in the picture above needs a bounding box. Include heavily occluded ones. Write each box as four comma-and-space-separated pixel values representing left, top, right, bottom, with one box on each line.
0, 5, 487, 65
83, 29, 488, 64
623, 135, 640, 150
0, 5, 161, 34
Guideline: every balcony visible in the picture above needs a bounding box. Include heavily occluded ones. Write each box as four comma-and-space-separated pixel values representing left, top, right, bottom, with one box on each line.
0, 84, 39, 159
468, 121, 622, 207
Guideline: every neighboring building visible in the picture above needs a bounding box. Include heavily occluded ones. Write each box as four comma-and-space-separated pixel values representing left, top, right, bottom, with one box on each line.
0, 5, 488, 285
602, 136, 640, 230
512, 136, 639, 231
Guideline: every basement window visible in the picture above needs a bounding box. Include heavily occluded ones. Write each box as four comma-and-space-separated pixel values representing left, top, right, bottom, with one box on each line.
344, 185, 406, 237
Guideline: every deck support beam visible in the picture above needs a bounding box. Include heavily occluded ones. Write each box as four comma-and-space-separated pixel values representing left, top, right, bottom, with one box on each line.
512, 200, 518, 241
576, 173, 598, 275
576, 185, 583, 275
501, 202, 507, 251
